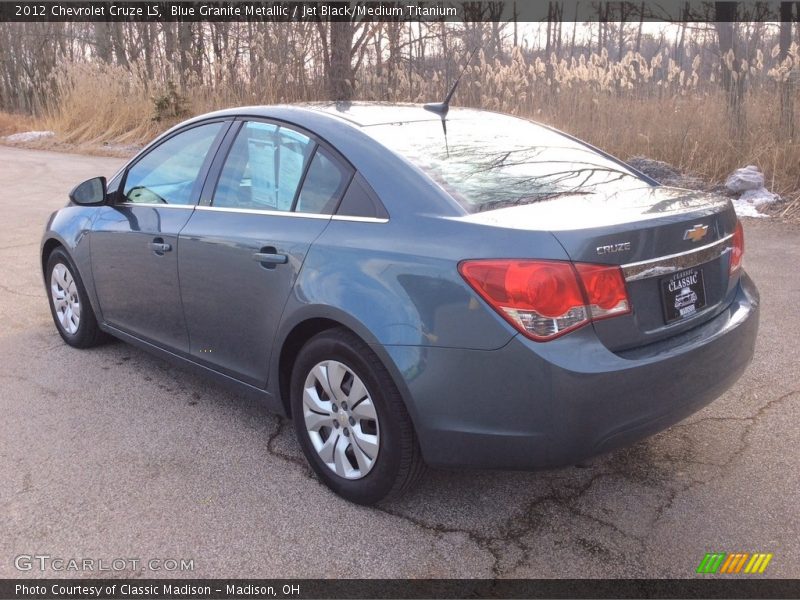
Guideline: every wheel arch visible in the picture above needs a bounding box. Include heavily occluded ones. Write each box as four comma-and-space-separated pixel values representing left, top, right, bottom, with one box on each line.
271, 308, 418, 429
41, 236, 65, 281
276, 317, 342, 417
41, 232, 104, 327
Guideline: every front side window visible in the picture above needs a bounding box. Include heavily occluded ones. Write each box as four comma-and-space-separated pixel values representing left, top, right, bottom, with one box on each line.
213, 121, 315, 211
123, 122, 224, 205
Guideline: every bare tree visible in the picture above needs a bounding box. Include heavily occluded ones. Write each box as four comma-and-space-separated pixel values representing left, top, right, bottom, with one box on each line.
635, 1, 646, 54
315, 11, 374, 101
779, 1, 795, 139
715, 2, 746, 136
546, 1, 564, 58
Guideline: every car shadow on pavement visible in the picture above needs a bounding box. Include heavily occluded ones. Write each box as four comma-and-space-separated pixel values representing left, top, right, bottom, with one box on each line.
17, 326, 780, 578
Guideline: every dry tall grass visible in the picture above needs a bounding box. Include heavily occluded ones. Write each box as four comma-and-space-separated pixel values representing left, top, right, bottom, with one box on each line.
33, 45, 800, 196
0, 110, 35, 136
42, 63, 164, 145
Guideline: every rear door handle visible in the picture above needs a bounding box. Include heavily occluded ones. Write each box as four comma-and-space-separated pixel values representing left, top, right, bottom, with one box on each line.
148, 238, 172, 255
253, 247, 288, 268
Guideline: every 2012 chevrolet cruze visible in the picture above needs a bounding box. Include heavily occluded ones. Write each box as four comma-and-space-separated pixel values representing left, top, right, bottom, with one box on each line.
41, 103, 759, 504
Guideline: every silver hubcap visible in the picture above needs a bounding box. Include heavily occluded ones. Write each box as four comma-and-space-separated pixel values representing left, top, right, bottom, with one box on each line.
50, 263, 80, 335
302, 360, 380, 480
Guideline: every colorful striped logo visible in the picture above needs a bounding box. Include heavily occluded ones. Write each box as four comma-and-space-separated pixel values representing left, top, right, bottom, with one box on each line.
697, 552, 773, 574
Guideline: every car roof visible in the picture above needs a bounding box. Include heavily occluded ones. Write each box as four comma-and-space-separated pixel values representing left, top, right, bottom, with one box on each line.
195, 102, 495, 128
301, 102, 485, 127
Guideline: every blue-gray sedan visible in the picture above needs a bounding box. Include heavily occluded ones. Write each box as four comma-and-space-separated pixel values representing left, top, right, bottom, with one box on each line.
41, 103, 759, 504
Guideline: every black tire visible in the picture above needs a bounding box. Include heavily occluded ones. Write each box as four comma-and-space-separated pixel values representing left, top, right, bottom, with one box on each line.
290, 328, 425, 504
45, 247, 106, 348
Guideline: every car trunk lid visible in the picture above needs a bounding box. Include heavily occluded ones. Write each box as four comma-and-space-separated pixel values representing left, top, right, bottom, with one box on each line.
462, 185, 740, 350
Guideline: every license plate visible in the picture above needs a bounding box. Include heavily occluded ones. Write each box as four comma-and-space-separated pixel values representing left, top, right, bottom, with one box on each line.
660, 267, 706, 323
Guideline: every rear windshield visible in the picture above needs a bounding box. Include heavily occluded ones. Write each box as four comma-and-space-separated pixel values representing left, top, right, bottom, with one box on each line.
365, 113, 651, 213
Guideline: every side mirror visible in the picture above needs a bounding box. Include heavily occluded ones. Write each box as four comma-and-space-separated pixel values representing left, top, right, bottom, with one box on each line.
69, 177, 107, 205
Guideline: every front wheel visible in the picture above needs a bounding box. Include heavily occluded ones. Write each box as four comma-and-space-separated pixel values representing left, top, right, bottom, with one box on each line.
290, 328, 425, 504
45, 248, 105, 348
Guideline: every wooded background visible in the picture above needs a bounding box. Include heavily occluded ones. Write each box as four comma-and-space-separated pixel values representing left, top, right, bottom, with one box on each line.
0, 2, 798, 196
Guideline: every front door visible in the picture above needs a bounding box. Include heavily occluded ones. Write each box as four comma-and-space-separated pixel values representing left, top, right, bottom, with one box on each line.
91, 121, 228, 350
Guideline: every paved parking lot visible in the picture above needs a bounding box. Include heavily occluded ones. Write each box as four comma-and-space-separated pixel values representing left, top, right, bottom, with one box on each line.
1, 146, 798, 578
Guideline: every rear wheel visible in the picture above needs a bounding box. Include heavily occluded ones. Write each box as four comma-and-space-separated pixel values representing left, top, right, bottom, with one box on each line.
290, 328, 425, 504
46, 248, 105, 348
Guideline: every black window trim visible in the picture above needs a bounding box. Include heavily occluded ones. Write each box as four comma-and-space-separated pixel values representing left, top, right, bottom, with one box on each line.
289, 144, 318, 213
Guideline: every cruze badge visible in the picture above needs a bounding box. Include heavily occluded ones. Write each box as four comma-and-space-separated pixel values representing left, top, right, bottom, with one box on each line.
596, 242, 631, 255
684, 224, 709, 243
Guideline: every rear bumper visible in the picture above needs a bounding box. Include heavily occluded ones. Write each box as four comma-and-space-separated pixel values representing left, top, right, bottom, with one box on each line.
383, 273, 760, 469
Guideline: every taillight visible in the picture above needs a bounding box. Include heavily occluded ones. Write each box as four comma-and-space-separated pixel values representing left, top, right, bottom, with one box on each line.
459, 259, 631, 341
574, 263, 631, 320
729, 220, 744, 274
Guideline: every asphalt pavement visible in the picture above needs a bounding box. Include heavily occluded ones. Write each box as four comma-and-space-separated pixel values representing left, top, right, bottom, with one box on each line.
1, 145, 798, 578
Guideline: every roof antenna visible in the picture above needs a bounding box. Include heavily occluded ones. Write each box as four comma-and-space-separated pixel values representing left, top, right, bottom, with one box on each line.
424, 47, 479, 156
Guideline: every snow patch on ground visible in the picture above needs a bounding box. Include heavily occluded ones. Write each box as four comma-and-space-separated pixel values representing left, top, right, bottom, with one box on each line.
732, 199, 770, 218
100, 142, 144, 157
732, 188, 779, 218
3, 130, 55, 142
628, 159, 781, 218
725, 165, 779, 218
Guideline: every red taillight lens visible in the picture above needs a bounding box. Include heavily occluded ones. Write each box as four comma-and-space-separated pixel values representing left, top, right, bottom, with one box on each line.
459, 259, 630, 341
574, 263, 631, 320
505, 261, 586, 316
730, 220, 744, 274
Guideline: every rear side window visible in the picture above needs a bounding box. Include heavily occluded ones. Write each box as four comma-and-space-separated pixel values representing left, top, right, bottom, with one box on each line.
213, 121, 353, 215
123, 122, 224, 205
295, 148, 351, 214
213, 121, 314, 211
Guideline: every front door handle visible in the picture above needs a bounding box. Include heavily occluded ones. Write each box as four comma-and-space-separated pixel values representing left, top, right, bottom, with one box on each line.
253, 247, 288, 268
148, 238, 172, 255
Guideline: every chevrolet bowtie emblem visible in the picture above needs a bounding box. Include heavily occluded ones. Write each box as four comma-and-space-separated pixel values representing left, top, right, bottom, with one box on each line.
684, 224, 709, 243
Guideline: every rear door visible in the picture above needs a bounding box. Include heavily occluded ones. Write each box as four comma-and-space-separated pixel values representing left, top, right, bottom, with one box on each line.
91, 121, 228, 350
178, 119, 353, 386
